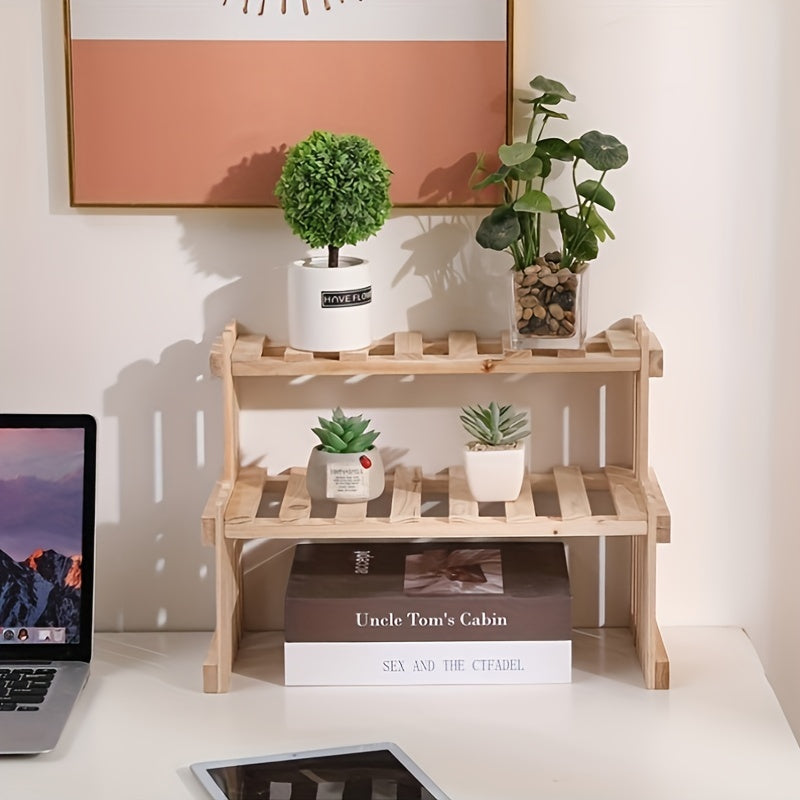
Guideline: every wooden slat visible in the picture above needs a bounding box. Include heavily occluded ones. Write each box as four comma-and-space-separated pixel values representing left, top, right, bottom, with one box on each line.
501, 329, 534, 361
648, 330, 664, 377
339, 345, 371, 361
225, 515, 646, 539
646, 467, 671, 543
448, 331, 478, 359
226, 466, 265, 523
201, 480, 230, 546
231, 334, 265, 361
282, 346, 315, 362
504, 475, 536, 522
389, 466, 422, 523
221, 322, 240, 484
447, 466, 479, 521
605, 327, 639, 357
393, 331, 424, 359
335, 502, 368, 524
278, 468, 311, 522
605, 466, 646, 520
653, 623, 670, 689
633, 316, 651, 481
202, 631, 220, 694
553, 465, 592, 520
209, 336, 225, 376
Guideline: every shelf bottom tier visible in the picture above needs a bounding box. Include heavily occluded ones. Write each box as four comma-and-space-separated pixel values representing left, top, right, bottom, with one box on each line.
202, 625, 670, 693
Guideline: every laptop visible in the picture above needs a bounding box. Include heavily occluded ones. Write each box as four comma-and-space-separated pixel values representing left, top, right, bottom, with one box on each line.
0, 413, 96, 755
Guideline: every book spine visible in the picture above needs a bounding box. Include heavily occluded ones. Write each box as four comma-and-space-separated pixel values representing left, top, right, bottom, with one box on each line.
284, 640, 572, 686
284, 597, 570, 643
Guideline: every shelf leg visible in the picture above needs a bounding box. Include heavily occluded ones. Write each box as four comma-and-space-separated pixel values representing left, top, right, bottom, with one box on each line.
631, 500, 670, 689
203, 485, 240, 693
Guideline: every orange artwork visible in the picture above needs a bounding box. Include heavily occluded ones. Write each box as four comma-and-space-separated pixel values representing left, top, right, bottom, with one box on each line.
65, 0, 511, 208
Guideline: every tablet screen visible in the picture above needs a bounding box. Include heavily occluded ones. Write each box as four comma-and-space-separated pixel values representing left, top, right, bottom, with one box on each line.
191, 743, 451, 800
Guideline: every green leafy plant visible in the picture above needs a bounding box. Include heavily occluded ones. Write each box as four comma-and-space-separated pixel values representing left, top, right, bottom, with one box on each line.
312, 407, 380, 453
275, 130, 392, 269
473, 76, 628, 273
460, 402, 530, 449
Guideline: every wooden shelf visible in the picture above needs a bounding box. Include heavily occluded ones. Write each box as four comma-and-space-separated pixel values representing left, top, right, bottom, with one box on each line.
210, 325, 664, 378
201, 317, 671, 694
202, 464, 670, 542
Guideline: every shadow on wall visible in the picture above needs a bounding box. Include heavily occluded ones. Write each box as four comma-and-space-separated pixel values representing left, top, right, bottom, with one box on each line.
95, 207, 299, 631
391, 211, 508, 338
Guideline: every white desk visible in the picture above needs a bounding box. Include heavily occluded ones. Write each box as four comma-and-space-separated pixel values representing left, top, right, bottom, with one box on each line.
2, 627, 799, 799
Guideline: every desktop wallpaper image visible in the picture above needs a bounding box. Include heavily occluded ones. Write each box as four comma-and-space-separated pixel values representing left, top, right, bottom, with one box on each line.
0, 428, 84, 642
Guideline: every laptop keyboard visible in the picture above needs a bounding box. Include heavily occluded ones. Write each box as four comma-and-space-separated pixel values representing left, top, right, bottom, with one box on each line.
0, 667, 57, 711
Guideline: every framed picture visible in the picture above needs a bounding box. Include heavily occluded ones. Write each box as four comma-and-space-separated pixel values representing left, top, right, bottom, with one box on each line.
64, 0, 512, 208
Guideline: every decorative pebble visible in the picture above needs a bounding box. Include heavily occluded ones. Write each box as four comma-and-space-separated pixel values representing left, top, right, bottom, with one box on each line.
511, 258, 582, 340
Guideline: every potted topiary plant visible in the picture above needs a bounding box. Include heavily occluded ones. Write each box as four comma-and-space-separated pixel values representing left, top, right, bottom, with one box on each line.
306, 407, 385, 503
472, 76, 628, 350
460, 401, 530, 502
275, 130, 392, 353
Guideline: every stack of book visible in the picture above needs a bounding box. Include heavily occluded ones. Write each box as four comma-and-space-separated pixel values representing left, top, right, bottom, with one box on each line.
283, 541, 572, 686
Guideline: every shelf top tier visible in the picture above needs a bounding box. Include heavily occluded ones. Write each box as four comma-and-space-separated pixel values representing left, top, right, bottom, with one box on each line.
211, 317, 662, 378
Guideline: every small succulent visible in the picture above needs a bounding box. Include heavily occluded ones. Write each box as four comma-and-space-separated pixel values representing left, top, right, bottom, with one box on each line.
312, 407, 380, 454
460, 402, 530, 448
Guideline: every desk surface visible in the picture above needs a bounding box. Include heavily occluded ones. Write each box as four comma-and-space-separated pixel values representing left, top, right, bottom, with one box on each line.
2, 627, 799, 799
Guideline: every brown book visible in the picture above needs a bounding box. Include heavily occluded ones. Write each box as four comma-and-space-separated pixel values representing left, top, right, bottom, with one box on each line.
284, 541, 571, 643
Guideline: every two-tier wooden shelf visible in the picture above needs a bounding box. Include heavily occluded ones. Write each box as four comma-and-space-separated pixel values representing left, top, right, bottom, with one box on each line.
201, 317, 671, 692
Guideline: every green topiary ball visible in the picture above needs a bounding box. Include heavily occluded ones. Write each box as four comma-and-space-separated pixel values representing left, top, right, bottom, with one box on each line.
275, 130, 392, 252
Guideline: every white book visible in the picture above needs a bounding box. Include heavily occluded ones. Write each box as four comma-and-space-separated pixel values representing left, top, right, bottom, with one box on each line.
284, 640, 571, 686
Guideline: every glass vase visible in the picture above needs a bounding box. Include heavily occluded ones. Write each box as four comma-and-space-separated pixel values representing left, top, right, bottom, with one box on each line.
509, 263, 589, 350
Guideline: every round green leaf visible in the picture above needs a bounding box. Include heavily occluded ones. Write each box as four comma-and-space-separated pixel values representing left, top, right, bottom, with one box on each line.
529, 76, 576, 102
476, 206, 521, 251
514, 190, 552, 214
579, 131, 629, 171
537, 138, 574, 161
499, 142, 537, 166
510, 156, 543, 181
577, 180, 615, 211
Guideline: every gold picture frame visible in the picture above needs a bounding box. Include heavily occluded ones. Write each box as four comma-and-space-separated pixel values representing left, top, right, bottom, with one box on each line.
64, 0, 513, 208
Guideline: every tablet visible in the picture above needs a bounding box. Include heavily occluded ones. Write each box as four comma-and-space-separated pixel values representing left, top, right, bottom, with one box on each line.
190, 742, 452, 800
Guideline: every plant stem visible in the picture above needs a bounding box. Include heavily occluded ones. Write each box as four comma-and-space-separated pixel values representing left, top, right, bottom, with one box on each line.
328, 244, 339, 268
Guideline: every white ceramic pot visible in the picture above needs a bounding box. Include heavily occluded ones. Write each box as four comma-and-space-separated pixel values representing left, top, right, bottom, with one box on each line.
463, 444, 526, 502
306, 447, 385, 503
288, 256, 372, 352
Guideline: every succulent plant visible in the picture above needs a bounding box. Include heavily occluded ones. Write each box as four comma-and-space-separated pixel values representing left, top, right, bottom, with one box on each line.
460, 402, 530, 448
312, 407, 380, 454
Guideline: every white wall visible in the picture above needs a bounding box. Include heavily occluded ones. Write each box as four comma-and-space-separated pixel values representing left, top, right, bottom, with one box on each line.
2, 0, 798, 736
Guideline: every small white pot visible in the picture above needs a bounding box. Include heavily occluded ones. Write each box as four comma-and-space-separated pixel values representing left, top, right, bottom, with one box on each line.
288, 256, 372, 352
306, 447, 385, 504
463, 444, 526, 502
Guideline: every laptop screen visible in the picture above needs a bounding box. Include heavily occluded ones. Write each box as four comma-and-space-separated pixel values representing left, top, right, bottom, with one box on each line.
0, 414, 96, 662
